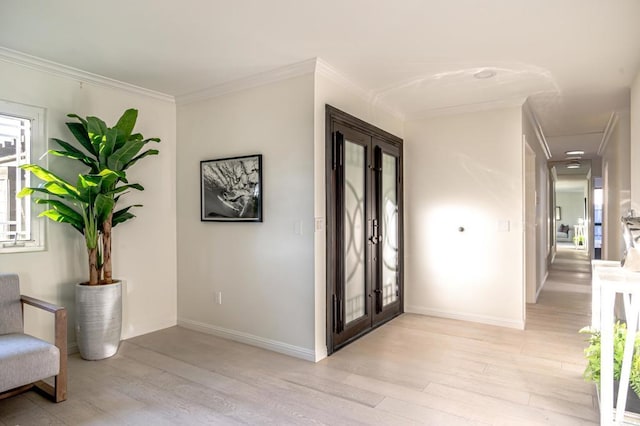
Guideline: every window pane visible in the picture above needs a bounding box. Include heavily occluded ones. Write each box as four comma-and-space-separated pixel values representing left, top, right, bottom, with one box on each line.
0, 114, 31, 242
382, 153, 398, 307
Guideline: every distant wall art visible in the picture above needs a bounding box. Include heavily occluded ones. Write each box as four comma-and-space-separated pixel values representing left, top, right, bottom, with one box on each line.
200, 154, 263, 222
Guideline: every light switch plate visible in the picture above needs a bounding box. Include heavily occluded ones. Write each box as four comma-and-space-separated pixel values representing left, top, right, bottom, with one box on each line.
497, 220, 510, 232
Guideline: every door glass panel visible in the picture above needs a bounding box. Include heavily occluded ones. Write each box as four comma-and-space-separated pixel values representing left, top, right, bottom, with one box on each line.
382, 153, 398, 306
344, 140, 366, 324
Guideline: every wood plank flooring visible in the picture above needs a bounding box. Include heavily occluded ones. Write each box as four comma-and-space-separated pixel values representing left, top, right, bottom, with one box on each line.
0, 247, 597, 425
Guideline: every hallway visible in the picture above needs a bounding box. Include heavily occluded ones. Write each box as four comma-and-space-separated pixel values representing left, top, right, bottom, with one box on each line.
319, 244, 599, 424
0, 247, 598, 425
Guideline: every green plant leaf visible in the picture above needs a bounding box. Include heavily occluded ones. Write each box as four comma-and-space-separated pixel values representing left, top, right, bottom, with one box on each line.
99, 169, 125, 192
106, 183, 144, 196
67, 113, 88, 127
19, 165, 81, 201
99, 128, 118, 166
40, 209, 83, 233
37, 199, 84, 233
20, 164, 74, 186
51, 138, 93, 161
35, 198, 83, 222
44, 180, 80, 199
48, 145, 99, 172
123, 149, 159, 170
107, 140, 145, 171
66, 121, 97, 156
95, 193, 115, 224
87, 116, 108, 154
18, 186, 63, 201
112, 204, 142, 227
114, 109, 138, 149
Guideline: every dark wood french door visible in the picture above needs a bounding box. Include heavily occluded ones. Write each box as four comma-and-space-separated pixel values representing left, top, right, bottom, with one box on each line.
326, 105, 404, 354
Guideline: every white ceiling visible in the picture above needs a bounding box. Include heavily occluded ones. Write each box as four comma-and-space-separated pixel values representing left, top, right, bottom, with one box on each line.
1, 0, 639, 145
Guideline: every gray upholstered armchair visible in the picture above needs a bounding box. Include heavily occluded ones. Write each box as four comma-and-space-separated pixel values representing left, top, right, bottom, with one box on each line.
0, 274, 67, 402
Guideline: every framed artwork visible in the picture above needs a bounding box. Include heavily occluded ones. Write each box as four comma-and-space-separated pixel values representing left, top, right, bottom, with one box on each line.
200, 154, 263, 222
555, 206, 561, 221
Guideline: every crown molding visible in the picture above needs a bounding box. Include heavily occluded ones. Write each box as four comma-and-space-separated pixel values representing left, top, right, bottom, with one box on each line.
177, 57, 405, 122
597, 112, 619, 156
177, 58, 317, 105
315, 58, 405, 121
315, 58, 370, 101
0, 46, 175, 103
523, 101, 552, 160
405, 96, 527, 122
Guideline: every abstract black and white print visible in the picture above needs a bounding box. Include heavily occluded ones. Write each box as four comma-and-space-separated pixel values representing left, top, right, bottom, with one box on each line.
200, 154, 262, 221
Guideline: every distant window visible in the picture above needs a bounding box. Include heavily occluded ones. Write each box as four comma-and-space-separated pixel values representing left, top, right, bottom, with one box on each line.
0, 101, 46, 253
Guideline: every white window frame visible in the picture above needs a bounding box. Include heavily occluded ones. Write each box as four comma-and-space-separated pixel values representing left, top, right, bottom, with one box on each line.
0, 100, 46, 253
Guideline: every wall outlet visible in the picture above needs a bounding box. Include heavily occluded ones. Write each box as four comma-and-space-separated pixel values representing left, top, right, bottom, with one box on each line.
216, 291, 222, 305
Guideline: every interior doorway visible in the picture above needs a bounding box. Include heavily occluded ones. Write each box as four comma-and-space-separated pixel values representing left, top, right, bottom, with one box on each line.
551, 160, 592, 258
325, 105, 404, 354
593, 180, 603, 259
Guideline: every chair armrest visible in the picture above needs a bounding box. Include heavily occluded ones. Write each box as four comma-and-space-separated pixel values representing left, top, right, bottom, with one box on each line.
21, 295, 65, 314
20, 295, 67, 353
20, 294, 67, 402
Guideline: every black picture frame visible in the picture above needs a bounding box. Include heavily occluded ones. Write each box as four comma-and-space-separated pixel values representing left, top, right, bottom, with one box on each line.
200, 154, 263, 222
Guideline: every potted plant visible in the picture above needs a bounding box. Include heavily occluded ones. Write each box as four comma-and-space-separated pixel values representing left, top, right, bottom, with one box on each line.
581, 322, 640, 414
18, 109, 159, 360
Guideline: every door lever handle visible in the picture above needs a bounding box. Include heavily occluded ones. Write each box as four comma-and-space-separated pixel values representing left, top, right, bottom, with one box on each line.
370, 219, 380, 244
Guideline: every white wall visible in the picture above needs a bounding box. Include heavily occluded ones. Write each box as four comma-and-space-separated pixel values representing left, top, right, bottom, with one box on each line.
523, 143, 537, 304
313, 70, 404, 360
631, 71, 640, 211
601, 112, 631, 261
556, 191, 585, 228
0, 59, 178, 346
522, 105, 550, 301
176, 74, 317, 360
404, 107, 525, 329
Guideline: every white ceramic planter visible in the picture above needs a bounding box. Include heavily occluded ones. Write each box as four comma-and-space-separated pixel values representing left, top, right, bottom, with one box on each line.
75, 281, 122, 360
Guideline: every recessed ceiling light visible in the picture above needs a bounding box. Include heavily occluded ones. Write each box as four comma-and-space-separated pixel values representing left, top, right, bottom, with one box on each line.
566, 161, 581, 169
565, 150, 585, 156
473, 69, 496, 79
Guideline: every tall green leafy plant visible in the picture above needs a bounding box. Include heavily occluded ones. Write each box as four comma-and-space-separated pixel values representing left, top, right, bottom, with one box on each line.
18, 167, 121, 285
19, 109, 160, 285
52, 109, 160, 283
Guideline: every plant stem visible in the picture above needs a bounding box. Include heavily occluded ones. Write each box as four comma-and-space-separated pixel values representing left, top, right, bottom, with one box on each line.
88, 247, 99, 285
102, 212, 113, 284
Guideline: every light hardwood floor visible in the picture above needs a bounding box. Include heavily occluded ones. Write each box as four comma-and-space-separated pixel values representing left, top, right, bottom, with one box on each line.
0, 248, 597, 425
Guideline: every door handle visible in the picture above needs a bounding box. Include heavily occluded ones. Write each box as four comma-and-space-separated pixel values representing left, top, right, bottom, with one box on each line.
369, 219, 381, 244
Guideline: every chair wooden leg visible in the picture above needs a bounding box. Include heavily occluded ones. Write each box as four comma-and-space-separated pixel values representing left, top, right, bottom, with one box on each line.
0, 384, 34, 401
33, 305, 68, 402
54, 307, 67, 402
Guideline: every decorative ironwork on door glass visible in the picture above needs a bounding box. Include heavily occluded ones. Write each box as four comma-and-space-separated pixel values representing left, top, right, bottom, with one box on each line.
344, 140, 366, 324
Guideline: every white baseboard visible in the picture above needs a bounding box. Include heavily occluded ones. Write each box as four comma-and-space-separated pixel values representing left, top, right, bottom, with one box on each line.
314, 347, 328, 362
177, 318, 316, 362
536, 271, 548, 301
122, 317, 178, 341
405, 305, 525, 330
